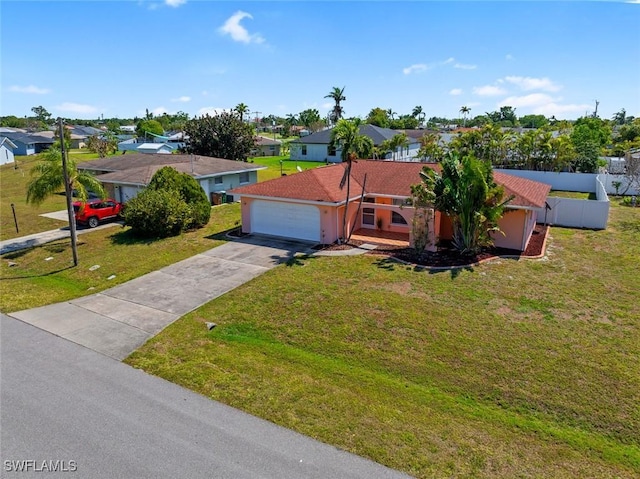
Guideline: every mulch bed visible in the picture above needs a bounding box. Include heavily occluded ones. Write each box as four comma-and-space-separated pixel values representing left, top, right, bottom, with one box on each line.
317, 224, 549, 268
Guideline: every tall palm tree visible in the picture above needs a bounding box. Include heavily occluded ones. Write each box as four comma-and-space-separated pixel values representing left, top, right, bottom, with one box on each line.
386, 108, 397, 121
330, 119, 374, 241
26, 147, 105, 206
460, 106, 471, 126
235, 103, 250, 122
324, 86, 346, 125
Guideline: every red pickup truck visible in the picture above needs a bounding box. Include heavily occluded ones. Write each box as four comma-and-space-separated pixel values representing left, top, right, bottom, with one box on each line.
73, 198, 122, 228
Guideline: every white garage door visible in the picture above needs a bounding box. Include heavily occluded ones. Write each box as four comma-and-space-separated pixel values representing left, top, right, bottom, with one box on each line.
251, 200, 321, 242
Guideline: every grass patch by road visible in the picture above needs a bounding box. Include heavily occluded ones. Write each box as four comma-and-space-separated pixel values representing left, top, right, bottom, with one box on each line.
250, 155, 326, 181
0, 150, 118, 241
127, 203, 640, 478
0, 203, 241, 312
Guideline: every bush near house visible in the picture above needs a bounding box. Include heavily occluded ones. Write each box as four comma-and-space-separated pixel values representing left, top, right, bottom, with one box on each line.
123, 166, 211, 238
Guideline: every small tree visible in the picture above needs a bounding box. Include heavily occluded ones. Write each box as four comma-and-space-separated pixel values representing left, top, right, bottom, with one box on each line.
136, 119, 164, 140
87, 133, 118, 158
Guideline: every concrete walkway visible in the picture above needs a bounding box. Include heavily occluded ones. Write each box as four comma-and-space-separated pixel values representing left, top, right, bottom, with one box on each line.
8, 236, 314, 360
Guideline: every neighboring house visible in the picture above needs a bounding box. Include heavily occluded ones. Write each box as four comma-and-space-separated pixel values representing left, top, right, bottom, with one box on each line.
230, 160, 551, 251
77, 153, 265, 204
290, 124, 420, 163
0, 137, 17, 165
33, 130, 87, 149
0, 132, 54, 155
252, 136, 282, 157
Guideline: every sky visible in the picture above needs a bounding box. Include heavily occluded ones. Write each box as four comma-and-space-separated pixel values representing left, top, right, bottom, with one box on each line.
1, 0, 639, 122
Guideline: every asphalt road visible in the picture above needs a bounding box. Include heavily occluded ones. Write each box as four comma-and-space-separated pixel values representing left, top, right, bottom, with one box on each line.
0, 315, 411, 479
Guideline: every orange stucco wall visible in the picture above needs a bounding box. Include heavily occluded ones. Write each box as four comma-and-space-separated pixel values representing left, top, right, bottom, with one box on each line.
492, 209, 526, 250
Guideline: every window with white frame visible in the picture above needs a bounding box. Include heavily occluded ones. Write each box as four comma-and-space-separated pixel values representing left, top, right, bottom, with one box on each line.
301, 145, 307, 155
214, 176, 223, 184
239, 172, 250, 184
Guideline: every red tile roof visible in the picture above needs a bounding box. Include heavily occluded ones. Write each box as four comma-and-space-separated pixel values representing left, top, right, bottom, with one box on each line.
231, 160, 551, 208
493, 172, 551, 208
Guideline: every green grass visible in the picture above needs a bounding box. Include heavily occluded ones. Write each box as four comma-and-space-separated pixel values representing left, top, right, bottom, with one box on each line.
0, 149, 118, 241
0, 203, 241, 312
126, 203, 640, 478
249, 155, 326, 181
549, 190, 597, 200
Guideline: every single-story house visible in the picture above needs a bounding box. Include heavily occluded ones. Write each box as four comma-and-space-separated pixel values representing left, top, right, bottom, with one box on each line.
230, 160, 551, 251
290, 124, 420, 163
33, 130, 88, 149
0, 137, 17, 165
252, 136, 282, 157
1, 132, 54, 156
77, 153, 265, 204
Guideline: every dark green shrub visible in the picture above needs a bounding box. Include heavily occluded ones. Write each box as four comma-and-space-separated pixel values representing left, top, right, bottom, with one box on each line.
123, 189, 191, 238
148, 166, 211, 228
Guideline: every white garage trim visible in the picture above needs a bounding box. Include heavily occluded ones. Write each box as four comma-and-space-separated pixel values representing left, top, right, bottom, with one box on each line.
250, 200, 321, 242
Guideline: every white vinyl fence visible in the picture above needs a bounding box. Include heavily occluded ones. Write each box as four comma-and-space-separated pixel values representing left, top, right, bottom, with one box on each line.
495, 169, 611, 229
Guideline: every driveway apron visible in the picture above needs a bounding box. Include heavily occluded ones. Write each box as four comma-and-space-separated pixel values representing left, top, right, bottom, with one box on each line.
8, 237, 313, 360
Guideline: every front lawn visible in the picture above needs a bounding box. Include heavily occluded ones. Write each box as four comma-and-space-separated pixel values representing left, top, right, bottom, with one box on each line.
126, 203, 640, 478
0, 150, 119, 241
0, 203, 241, 312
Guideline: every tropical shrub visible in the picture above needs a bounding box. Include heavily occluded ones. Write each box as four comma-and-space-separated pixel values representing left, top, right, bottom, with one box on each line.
123, 166, 210, 237
123, 189, 191, 238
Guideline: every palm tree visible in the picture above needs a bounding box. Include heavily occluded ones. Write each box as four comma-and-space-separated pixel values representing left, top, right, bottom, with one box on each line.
324, 86, 346, 125
26, 148, 105, 206
460, 106, 471, 126
235, 103, 250, 122
612, 108, 626, 125
387, 133, 409, 161
415, 152, 512, 255
330, 119, 374, 241
386, 108, 397, 121
412, 105, 426, 127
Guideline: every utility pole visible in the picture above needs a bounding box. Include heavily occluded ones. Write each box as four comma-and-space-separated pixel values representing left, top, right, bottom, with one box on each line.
59, 118, 78, 266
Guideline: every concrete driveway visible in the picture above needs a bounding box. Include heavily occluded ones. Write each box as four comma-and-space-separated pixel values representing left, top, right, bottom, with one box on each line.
8, 236, 313, 360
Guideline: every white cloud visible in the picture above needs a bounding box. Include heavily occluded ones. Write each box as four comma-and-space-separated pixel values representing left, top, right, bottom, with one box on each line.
473, 85, 507, 96
218, 11, 265, 44
504, 76, 561, 92
449, 88, 463, 96
505, 54, 514, 61
499, 93, 556, 108
443, 57, 455, 64
165, 0, 186, 7
55, 102, 98, 114
197, 107, 230, 117
454, 63, 477, 70
497, 94, 590, 117
532, 102, 593, 117
171, 96, 191, 103
321, 102, 333, 110
402, 63, 428, 75
9, 85, 50, 94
